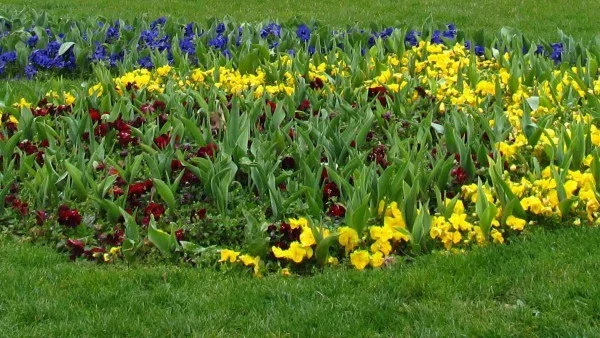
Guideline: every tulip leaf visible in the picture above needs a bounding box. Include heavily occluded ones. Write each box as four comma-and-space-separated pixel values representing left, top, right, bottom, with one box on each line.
64, 161, 88, 200
153, 178, 177, 211
315, 233, 339, 266
148, 218, 175, 257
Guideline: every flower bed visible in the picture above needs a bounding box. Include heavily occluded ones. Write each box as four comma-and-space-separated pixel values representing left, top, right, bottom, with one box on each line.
1, 13, 600, 276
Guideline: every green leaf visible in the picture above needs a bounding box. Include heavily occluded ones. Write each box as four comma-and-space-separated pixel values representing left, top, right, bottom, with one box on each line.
64, 161, 88, 200
147, 217, 176, 257
153, 178, 177, 211
314, 233, 339, 266
58, 42, 75, 56
479, 204, 498, 240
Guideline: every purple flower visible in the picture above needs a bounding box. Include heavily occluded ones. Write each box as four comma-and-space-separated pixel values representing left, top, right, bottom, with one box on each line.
405, 30, 419, 46
297, 24, 311, 42
26, 34, 39, 47
150, 17, 167, 29
24, 64, 37, 79
109, 52, 124, 67
216, 23, 226, 35
0, 51, 16, 63
431, 30, 443, 44
208, 35, 228, 50
474, 45, 485, 56
91, 43, 107, 62
534, 44, 545, 55
261, 23, 281, 38
106, 24, 120, 43
184, 23, 195, 38
138, 56, 154, 69
550, 43, 563, 63
179, 37, 195, 55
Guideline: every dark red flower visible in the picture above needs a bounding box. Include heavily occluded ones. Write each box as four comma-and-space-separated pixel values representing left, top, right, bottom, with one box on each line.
266, 100, 277, 113
368, 86, 389, 106
181, 169, 200, 186
288, 128, 296, 140
32, 107, 49, 117
153, 100, 166, 111
57, 205, 82, 228
323, 182, 340, 202
297, 99, 311, 112
175, 229, 185, 241
320, 167, 329, 183
197, 143, 218, 159
97, 227, 125, 246
281, 156, 296, 170
171, 159, 183, 172
57, 104, 71, 113
18, 140, 38, 155
130, 116, 146, 128
89, 108, 101, 122
327, 203, 346, 218
154, 133, 171, 149
368, 86, 387, 98
145, 202, 166, 220
35, 210, 48, 225
190, 208, 207, 222
66, 238, 86, 260
94, 123, 109, 137
310, 77, 324, 89
368, 144, 388, 168
84, 247, 106, 261
140, 103, 155, 114
451, 166, 469, 185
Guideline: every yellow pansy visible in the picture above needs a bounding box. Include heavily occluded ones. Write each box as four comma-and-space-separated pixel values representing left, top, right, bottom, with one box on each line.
350, 250, 371, 270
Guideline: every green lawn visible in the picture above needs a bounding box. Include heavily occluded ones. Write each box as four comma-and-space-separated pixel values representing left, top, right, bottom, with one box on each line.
2, 2, 600, 337
1, 226, 599, 337
3, 0, 600, 41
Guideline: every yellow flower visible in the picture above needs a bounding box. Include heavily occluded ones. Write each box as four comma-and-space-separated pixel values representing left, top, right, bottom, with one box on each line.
88, 83, 104, 97
338, 227, 359, 253
370, 239, 392, 256
271, 246, 288, 259
370, 252, 385, 268
520, 196, 543, 214
289, 217, 309, 229
287, 241, 310, 263
0, 113, 18, 126
448, 212, 472, 231
506, 215, 526, 231
63, 92, 76, 105
350, 250, 371, 270
219, 249, 241, 263
156, 65, 172, 76
299, 226, 316, 247
452, 231, 462, 244
281, 268, 291, 277
327, 256, 339, 265
491, 229, 504, 244
370, 226, 393, 242
14, 98, 31, 109
238, 254, 259, 266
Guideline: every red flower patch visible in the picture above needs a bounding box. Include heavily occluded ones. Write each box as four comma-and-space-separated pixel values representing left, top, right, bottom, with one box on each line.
57, 205, 82, 228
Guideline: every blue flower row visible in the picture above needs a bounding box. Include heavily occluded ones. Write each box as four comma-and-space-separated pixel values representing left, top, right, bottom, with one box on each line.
0, 13, 573, 79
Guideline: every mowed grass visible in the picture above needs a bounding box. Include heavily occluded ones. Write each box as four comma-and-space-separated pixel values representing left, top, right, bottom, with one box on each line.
3, 0, 600, 41
1, 2, 600, 337
1, 226, 599, 337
